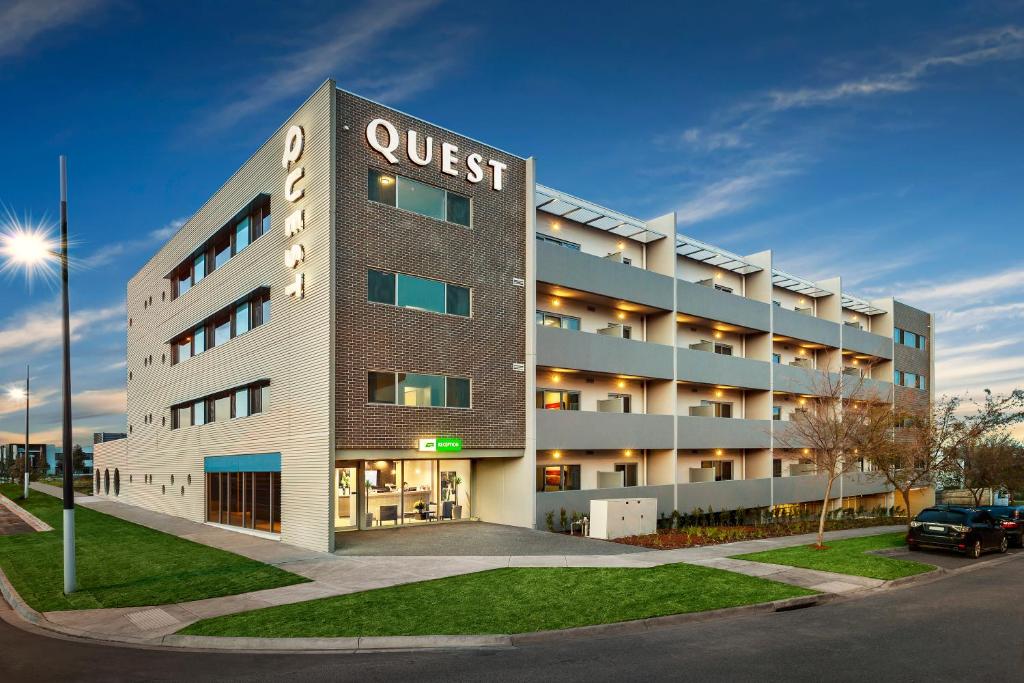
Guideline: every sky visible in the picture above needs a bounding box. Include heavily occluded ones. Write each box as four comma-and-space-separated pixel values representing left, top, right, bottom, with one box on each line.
0, 0, 1023, 445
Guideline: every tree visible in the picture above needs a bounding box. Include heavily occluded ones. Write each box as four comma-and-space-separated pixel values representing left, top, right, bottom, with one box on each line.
775, 366, 890, 549
72, 445, 86, 474
940, 390, 1024, 504
859, 397, 959, 529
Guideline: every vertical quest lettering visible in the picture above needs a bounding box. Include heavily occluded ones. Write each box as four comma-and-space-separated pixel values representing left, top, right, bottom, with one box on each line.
282, 124, 307, 298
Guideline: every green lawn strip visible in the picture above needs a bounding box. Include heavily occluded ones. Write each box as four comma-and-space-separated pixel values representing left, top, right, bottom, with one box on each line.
732, 532, 935, 581
180, 563, 815, 638
0, 484, 307, 612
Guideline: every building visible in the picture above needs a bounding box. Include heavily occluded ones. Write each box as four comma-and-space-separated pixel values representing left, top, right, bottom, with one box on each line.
50, 446, 94, 476
1, 443, 50, 473
93, 432, 127, 444
93, 80, 934, 553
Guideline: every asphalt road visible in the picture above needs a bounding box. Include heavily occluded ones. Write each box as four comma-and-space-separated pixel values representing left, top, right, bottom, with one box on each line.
1, 552, 1021, 682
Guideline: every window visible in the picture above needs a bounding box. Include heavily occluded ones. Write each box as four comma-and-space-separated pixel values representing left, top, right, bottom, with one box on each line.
621, 325, 633, 340
894, 370, 903, 386
537, 465, 581, 492
772, 353, 782, 364
700, 460, 734, 481
368, 371, 470, 408
773, 458, 783, 478
700, 400, 733, 418
895, 327, 927, 350
206, 471, 280, 534
170, 381, 269, 429
536, 311, 580, 330
714, 342, 732, 356
773, 406, 782, 421
615, 462, 639, 487
169, 197, 270, 299
536, 233, 581, 250
368, 269, 471, 317
368, 169, 471, 227
169, 289, 268, 364
536, 389, 580, 410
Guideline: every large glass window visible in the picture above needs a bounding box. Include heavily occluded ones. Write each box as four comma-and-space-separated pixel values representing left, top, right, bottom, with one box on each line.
213, 395, 231, 422
537, 465, 581, 492
397, 273, 446, 312
234, 217, 251, 253
536, 311, 580, 330
368, 170, 471, 226
368, 371, 470, 408
399, 373, 445, 407
171, 381, 268, 429
700, 460, 734, 481
368, 269, 471, 317
234, 388, 250, 418
615, 462, 639, 487
368, 269, 396, 304
193, 253, 206, 284
193, 325, 206, 354
235, 302, 250, 336
193, 400, 207, 426
536, 389, 581, 410
214, 317, 231, 347
170, 289, 267, 363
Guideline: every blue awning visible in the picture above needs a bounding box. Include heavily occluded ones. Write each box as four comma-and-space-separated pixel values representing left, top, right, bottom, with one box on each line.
204, 453, 281, 473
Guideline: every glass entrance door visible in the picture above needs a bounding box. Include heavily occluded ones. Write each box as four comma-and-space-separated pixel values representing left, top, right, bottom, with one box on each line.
334, 461, 359, 530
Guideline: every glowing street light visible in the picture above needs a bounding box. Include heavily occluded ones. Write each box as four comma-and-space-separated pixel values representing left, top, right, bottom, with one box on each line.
0, 157, 77, 594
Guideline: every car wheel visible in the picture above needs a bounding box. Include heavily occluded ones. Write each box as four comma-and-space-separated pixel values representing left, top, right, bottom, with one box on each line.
968, 540, 982, 559
999, 536, 1008, 554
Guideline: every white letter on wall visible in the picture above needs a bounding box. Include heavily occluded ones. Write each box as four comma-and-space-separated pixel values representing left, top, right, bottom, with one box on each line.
282, 125, 304, 168
284, 209, 305, 237
366, 118, 400, 163
488, 159, 507, 191
285, 166, 305, 202
466, 153, 484, 183
441, 142, 459, 176
285, 272, 305, 299
407, 130, 433, 166
284, 243, 305, 269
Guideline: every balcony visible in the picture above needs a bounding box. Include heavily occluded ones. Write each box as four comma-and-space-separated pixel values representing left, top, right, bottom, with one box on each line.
677, 347, 771, 390
676, 279, 770, 331
536, 240, 674, 310
774, 307, 840, 348
677, 415, 772, 449
536, 409, 674, 450
773, 362, 832, 395
537, 325, 674, 379
842, 325, 893, 359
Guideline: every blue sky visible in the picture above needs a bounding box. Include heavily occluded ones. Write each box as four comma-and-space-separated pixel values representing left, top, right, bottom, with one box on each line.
1, 0, 1023, 444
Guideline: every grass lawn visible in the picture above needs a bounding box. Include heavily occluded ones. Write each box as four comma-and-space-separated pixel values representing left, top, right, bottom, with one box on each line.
0, 484, 307, 612
732, 532, 936, 580
180, 563, 815, 638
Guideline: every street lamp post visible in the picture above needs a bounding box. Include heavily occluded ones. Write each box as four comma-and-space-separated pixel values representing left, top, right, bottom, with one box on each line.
59, 156, 76, 594
0, 157, 75, 593
23, 365, 29, 499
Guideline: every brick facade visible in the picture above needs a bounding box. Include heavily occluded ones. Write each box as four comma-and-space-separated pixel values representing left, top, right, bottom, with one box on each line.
893, 300, 932, 413
333, 90, 528, 450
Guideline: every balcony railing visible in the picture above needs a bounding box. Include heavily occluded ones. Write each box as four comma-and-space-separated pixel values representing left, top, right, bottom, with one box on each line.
676, 279, 770, 332
537, 325, 674, 379
677, 415, 772, 449
536, 409, 674, 450
677, 346, 771, 390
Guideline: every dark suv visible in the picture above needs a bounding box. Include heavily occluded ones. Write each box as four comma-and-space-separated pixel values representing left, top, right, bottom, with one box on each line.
908, 506, 1008, 558
980, 505, 1024, 548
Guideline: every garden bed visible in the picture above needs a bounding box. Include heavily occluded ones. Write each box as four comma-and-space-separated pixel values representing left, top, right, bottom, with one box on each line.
614, 517, 905, 550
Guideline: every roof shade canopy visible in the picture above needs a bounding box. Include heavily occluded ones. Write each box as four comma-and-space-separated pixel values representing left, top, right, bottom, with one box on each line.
675, 235, 762, 275
841, 295, 887, 316
535, 185, 666, 244
771, 269, 833, 298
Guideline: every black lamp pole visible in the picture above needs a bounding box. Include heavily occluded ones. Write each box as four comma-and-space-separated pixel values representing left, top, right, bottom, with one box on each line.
59, 155, 76, 594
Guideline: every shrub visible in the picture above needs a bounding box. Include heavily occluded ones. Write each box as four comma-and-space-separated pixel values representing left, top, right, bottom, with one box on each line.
545, 511, 555, 533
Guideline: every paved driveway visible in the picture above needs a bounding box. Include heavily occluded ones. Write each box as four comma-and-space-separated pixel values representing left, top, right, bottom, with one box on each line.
334, 521, 649, 556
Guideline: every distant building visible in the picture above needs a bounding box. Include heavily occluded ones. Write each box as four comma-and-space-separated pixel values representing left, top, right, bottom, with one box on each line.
93, 432, 127, 444
1, 443, 50, 472
51, 446, 94, 476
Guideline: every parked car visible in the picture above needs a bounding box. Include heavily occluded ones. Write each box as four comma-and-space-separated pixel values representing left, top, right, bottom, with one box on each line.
980, 505, 1024, 548
907, 506, 1008, 558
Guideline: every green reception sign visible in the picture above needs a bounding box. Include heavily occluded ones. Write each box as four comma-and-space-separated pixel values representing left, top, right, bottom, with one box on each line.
418, 437, 463, 453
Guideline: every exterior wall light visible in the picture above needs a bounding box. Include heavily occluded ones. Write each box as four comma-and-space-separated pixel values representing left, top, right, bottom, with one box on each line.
553, 451, 561, 459
715, 449, 723, 456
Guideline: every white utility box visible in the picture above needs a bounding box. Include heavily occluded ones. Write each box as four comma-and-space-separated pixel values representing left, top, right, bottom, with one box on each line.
588, 498, 657, 539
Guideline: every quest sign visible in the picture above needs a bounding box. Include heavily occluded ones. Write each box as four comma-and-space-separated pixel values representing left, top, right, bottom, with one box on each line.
282, 124, 308, 299
366, 118, 508, 191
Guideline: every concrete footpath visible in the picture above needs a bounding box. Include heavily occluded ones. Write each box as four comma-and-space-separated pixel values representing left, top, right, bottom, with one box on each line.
6, 483, 918, 650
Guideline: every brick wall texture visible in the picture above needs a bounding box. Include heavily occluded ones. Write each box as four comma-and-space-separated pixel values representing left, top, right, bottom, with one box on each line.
893, 300, 932, 413
334, 90, 527, 449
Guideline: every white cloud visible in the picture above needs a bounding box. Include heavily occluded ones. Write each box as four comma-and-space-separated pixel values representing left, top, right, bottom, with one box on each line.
894, 267, 1024, 309
765, 26, 1024, 112
676, 154, 800, 225
0, 303, 122, 354
0, 0, 106, 59
935, 337, 1019, 360
935, 301, 1024, 334
78, 218, 186, 269
202, 0, 443, 131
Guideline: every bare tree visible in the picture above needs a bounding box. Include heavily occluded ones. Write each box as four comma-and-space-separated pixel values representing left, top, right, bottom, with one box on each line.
775, 365, 889, 549
859, 398, 959, 529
